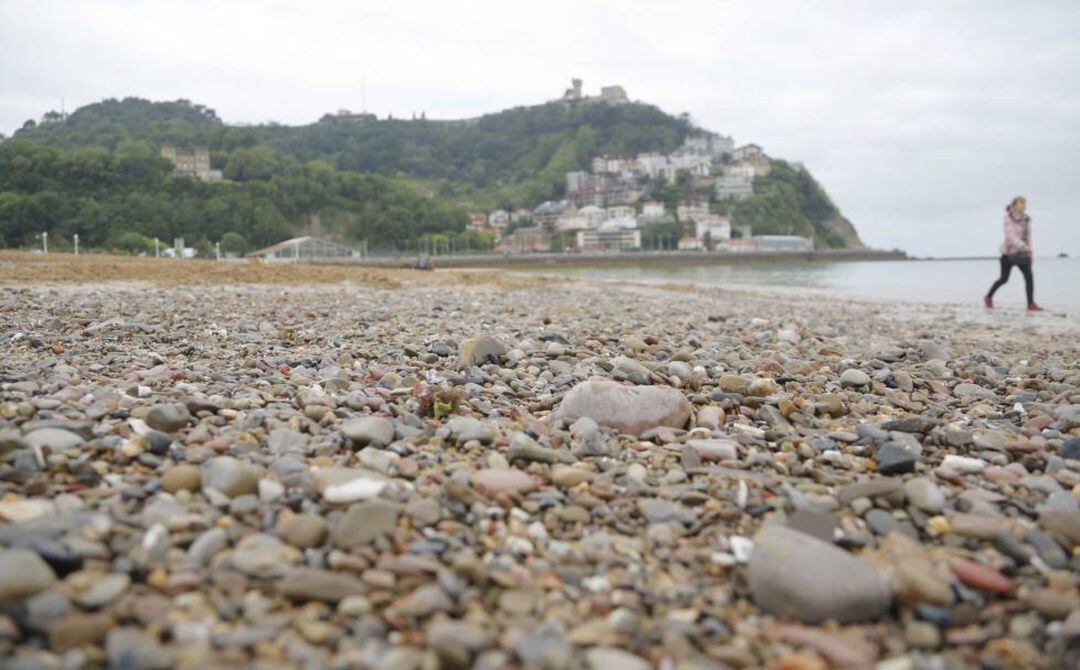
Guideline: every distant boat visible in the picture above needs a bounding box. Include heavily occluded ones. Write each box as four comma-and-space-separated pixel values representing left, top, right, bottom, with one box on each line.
1059, 252, 1069, 258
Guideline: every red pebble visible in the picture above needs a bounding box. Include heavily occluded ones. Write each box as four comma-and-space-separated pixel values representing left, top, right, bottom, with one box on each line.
951, 559, 1012, 594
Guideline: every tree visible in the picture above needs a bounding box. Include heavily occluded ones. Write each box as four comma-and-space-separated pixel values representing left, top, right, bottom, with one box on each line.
112, 231, 154, 254
219, 231, 247, 256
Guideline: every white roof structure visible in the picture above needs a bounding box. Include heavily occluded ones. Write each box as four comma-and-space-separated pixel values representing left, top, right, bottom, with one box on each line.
247, 236, 359, 262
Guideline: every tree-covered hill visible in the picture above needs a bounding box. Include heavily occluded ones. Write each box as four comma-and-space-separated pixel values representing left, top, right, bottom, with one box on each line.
4, 96, 863, 252
0, 138, 469, 253
733, 161, 863, 248
14, 98, 692, 209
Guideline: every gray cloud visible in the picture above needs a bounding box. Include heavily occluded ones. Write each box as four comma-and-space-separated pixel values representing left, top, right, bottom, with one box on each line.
2, 0, 1077, 255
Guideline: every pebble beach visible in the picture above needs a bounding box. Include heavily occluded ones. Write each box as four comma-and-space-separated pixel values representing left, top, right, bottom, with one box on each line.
1, 253, 1079, 670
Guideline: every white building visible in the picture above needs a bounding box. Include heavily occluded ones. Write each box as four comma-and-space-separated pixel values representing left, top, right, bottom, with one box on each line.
678, 237, 704, 251
733, 144, 764, 162
694, 215, 732, 241
591, 156, 635, 174
575, 228, 641, 251
605, 205, 634, 220
636, 153, 669, 179
566, 171, 589, 193
677, 201, 710, 223
488, 210, 511, 229
682, 135, 735, 159
641, 201, 666, 218
726, 163, 763, 179
579, 205, 607, 229
715, 175, 753, 200
555, 210, 587, 231
669, 153, 712, 177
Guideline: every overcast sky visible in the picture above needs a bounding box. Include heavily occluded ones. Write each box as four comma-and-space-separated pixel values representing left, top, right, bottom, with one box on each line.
2, 0, 1078, 256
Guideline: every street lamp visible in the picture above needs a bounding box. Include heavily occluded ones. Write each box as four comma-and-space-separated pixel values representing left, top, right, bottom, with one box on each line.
73, 233, 79, 255
42, 232, 48, 254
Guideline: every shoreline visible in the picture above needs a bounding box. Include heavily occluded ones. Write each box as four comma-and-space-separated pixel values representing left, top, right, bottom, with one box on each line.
316, 247, 907, 270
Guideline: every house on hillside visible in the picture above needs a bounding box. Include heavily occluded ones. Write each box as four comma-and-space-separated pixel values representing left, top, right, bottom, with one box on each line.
715, 174, 753, 200
160, 145, 221, 181
732, 144, 764, 162
487, 210, 511, 230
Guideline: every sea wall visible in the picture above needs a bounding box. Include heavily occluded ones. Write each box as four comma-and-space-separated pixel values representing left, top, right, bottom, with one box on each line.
325, 248, 907, 270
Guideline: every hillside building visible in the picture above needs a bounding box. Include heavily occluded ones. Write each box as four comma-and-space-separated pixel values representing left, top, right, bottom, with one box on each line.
676, 200, 710, 223
160, 145, 220, 181
558, 79, 629, 104
641, 201, 667, 219
715, 174, 753, 200
534, 200, 574, 229
732, 144, 764, 162
487, 209, 511, 229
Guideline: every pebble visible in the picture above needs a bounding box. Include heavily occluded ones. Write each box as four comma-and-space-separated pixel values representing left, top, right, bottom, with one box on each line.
72, 572, 130, 609
202, 456, 260, 497
840, 369, 870, 388
159, 464, 201, 493
557, 380, 690, 436
585, 647, 650, 670
686, 438, 738, 461
23, 427, 85, 451
903, 477, 946, 513
276, 513, 328, 548
341, 416, 395, 448
279, 567, 365, 603
941, 454, 986, 474
230, 533, 297, 577
748, 525, 892, 623
145, 403, 192, 432
472, 468, 538, 496
458, 334, 507, 368
0, 548, 57, 606
332, 500, 399, 548
950, 559, 1012, 594
875, 444, 917, 475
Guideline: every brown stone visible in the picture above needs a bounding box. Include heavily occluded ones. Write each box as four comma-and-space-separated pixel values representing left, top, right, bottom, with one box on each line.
950, 560, 1012, 594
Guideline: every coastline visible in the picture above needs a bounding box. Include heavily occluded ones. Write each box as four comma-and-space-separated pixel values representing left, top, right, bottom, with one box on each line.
319, 247, 907, 270
1, 253, 1078, 668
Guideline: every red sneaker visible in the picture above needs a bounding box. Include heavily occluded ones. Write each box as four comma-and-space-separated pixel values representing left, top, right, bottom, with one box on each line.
1027, 303, 1044, 312
983, 295, 993, 309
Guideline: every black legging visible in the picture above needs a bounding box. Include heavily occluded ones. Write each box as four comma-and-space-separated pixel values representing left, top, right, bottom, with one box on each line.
987, 253, 1034, 305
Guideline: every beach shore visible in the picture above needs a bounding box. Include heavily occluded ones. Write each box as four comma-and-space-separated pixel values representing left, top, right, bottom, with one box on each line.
1, 252, 1078, 669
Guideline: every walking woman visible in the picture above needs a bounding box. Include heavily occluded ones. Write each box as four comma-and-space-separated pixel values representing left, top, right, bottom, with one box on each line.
984, 196, 1043, 311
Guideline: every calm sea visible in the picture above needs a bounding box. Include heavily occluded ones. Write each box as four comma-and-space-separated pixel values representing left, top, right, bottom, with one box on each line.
529, 256, 1080, 311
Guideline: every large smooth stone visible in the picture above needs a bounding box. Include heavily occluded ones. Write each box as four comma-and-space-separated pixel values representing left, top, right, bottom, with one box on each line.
24, 428, 85, 451
0, 548, 57, 605
279, 567, 365, 603
556, 380, 690, 436
458, 335, 507, 368
332, 500, 399, 548
341, 417, 395, 448
748, 525, 892, 623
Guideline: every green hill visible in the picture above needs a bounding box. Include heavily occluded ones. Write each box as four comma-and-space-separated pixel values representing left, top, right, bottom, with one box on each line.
3, 96, 861, 252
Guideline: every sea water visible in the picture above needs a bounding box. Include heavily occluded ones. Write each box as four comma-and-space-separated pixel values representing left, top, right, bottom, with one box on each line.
530, 257, 1080, 311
